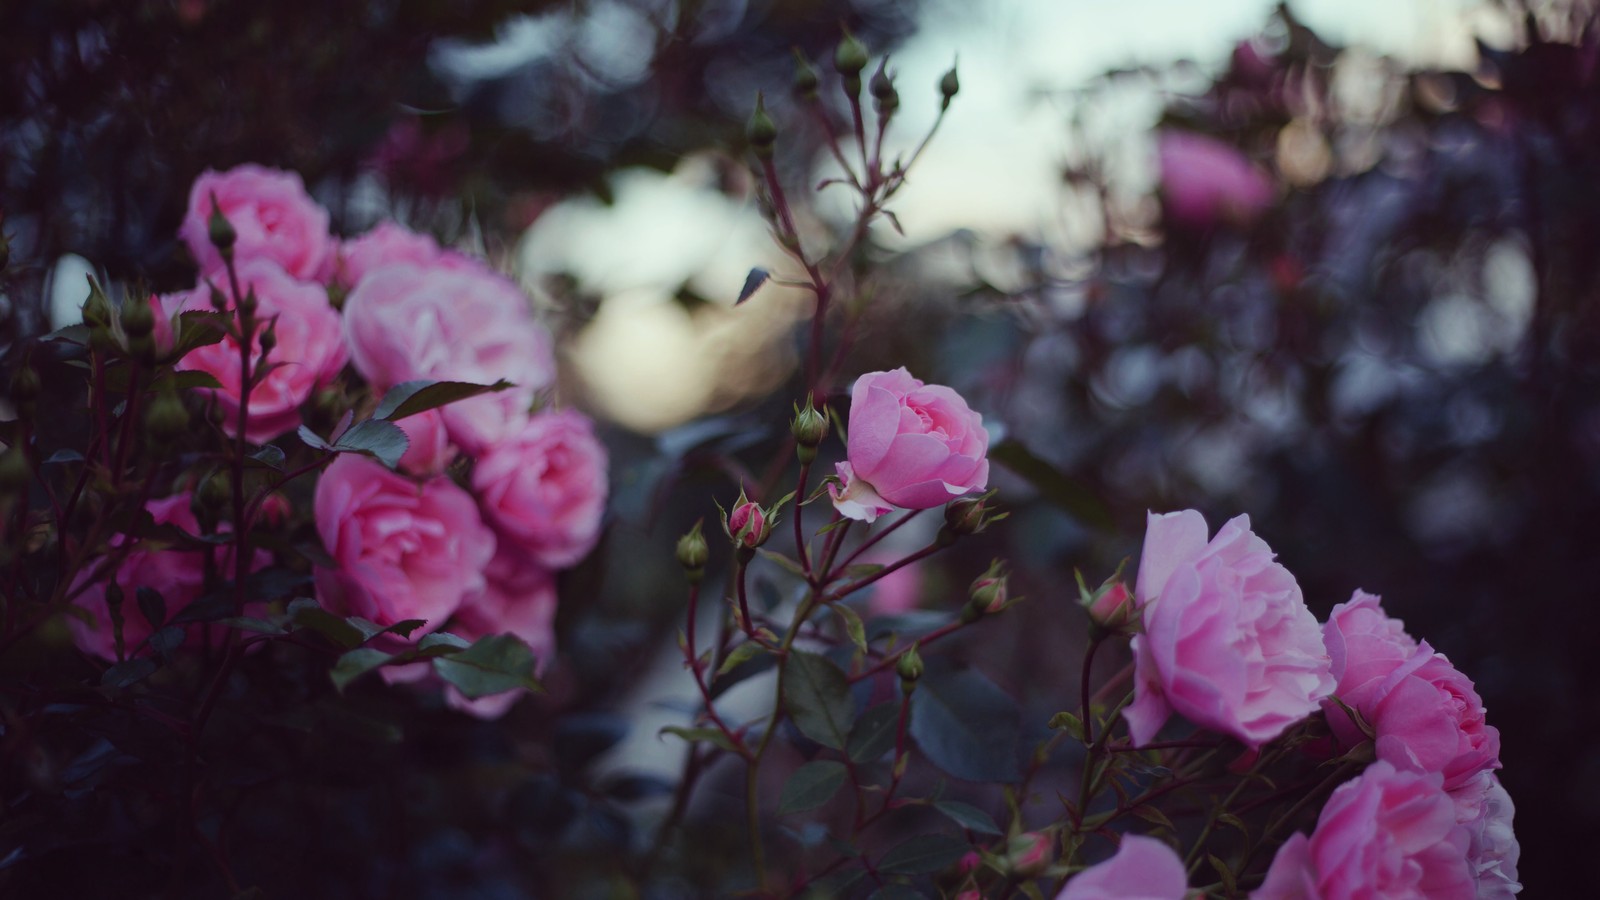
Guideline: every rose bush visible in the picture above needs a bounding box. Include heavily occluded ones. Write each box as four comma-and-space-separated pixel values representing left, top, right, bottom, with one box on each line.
830, 367, 990, 523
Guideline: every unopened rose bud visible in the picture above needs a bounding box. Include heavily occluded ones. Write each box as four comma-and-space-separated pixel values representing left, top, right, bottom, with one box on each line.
208, 282, 229, 312
1084, 580, 1137, 633
676, 519, 709, 583
198, 470, 232, 513
1002, 831, 1053, 876
0, 446, 32, 496
258, 491, 291, 527
870, 59, 899, 116
725, 490, 771, 550
939, 64, 960, 110
746, 93, 777, 159
238, 287, 258, 317
81, 278, 113, 330
10, 361, 40, 419
896, 643, 923, 691
834, 30, 868, 78
120, 296, 155, 339
207, 194, 236, 253
145, 389, 189, 445
969, 559, 1009, 613
943, 496, 988, 537
792, 49, 820, 100
258, 321, 277, 355
791, 395, 829, 463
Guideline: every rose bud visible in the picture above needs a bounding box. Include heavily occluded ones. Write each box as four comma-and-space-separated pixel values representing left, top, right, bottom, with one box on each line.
676, 519, 709, 582
1002, 832, 1054, 877
970, 560, 1010, 613
724, 490, 772, 550
1081, 573, 1137, 635
791, 394, 829, 462
896, 643, 924, 692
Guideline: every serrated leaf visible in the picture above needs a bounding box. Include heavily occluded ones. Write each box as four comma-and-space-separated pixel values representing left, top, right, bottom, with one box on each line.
331, 647, 395, 692
909, 669, 1021, 782
715, 641, 767, 679
933, 800, 1002, 836
782, 650, 855, 751
246, 444, 286, 470
659, 725, 739, 754
1131, 804, 1175, 832
287, 598, 365, 648
373, 379, 512, 421
169, 310, 229, 359
777, 760, 848, 815
736, 267, 770, 305
876, 833, 971, 876
101, 658, 157, 689
833, 603, 868, 655
297, 425, 333, 451
345, 616, 427, 643
333, 418, 409, 470
848, 702, 901, 763
431, 633, 542, 699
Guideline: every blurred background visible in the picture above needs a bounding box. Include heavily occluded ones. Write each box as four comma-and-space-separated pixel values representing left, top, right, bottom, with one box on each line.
3, 0, 1597, 895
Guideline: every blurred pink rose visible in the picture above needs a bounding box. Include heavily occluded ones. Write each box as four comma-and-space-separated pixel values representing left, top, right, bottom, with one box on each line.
1125, 510, 1334, 748
1157, 130, 1274, 230
322, 222, 476, 290
163, 258, 347, 443
1255, 761, 1473, 900
313, 455, 495, 636
1323, 591, 1500, 790
342, 264, 555, 452
444, 545, 558, 719
394, 408, 455, 476
180, 164, 331, 279
1452, 772, 1522, 898
830, 368, 989, 523
472, 409, 607, 569
1057, 834, 1188, 900
67, 494, 268, 660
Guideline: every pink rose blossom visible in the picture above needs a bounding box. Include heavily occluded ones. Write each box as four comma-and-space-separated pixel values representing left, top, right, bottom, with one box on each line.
1323, 591, 1500, 790
67, 494, 268, 660
830, 368, 989, 523
313, 455, 496, 636
1157, 130, 1275, 230
443, 545, 559, 719
180, 164, 331, 279
322, 221, 476, 289
342, 263, 555, 451
1057, 834, 1188, 900
162, 258, 347, 443
1254, 761, 1474, 900
1125, 510, 1334, 748
1451, 772, 1522, 898
471, 409, 607, 570
394, 408, 455, 476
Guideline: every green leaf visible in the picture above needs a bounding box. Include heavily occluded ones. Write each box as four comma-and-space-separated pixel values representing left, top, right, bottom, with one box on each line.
782, 650, 856, 751
167, 590, 236, 624
297, 425, 333, 451
777, 760, 848, 815
245, 444, 286, 470
909, 669, 1021, 782
755, 549, 807, 579
431, 633, 542, 699
1131, 804, 1175, 832
736, 267, 770, 305
933, 800, 1002, 836
842, 563, 884, 579
833, 603, 868, 655
287, 598, 365, 648
988, 439, 1111, 530
1209, 853, 1237, 895
168, 310, 230, 359
659, 725, 739, 754
848, 702, 901, 764
333, 418, 409, 470
135, 587, 166, 629
715, 641, 767, 679
345, 616, 427, 643
331, 647, 395, 692
219, 616, 287, 635
876, 833, 971, 875
101, 658, 157, 689
1048, 710, 1085, 741
373, 379, 513, 421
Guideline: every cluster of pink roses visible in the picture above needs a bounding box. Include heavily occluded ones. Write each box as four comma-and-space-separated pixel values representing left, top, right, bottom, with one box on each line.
72, 165, 607, 717
1063, 510, 1518, 898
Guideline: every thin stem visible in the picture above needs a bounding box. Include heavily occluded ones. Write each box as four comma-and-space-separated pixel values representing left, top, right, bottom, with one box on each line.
792, 462, 811, 576
829, 507, 923, 578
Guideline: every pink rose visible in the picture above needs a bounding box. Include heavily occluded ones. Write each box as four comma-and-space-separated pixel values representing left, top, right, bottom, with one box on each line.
1057, 834, 1188, 900
342, 263, 555, 451
471, 409, 607, 570
1255, 761, 1473, 900
1323, 591, 1500, 790
443, 545, 558, 719
394, 408, 455, 476
1125, 510, 1334, 748
1157, 130, 1274, 230
163, 258, 347, 443
180, 164, 331, 279
322, 222, 476, 289
1452, 772, 1522, 898
313, 455, 496, 636
830, 368, 989, 523
67, 494, 268, 659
